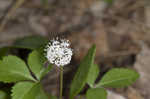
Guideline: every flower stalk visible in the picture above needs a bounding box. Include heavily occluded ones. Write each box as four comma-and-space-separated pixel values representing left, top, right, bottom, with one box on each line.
60, 66, 63, 99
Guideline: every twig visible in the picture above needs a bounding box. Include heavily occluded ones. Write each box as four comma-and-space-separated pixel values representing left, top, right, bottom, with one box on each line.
0, 0, 26, 32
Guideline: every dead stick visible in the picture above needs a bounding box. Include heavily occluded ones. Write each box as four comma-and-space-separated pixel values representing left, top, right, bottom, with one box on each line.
0, 0, 26, 32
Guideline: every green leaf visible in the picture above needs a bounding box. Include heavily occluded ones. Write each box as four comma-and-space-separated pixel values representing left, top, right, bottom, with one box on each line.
28, 50, 52, 80
104, 0, 113, 4
95, 68, 140, 88
0, 47, 9, 59
86, 88, 107, 99
0, 55, 35, 83
13, 35, 48, 50
0, 90, 8, 99
11, 82, 48, 99
70, 45, 96, 99
87, 64, 99, 88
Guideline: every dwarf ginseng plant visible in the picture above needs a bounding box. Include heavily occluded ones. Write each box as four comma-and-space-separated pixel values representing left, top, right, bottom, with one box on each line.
0, 37, 139, 99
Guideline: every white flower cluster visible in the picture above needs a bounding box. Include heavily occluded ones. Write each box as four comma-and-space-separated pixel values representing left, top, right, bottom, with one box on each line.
45, 38, 73, 67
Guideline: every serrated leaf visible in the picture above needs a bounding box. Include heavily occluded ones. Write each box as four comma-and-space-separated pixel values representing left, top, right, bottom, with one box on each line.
95, 68, 140, 88
87, 64, 99, 88
28, 50, 52, 80
70, 45, 96, 99
86, 88, 107, 99
0, 55, 35, 83
11, 82, 48, 99
13, 35, 48, 50
0, 90, 8, 99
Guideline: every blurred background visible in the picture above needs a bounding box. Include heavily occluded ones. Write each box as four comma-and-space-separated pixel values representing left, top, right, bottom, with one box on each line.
0, 0, 150, 99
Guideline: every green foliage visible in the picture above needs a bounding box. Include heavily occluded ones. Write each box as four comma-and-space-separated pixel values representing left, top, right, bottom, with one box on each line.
41, 0, 49, 5
0, 42, 140, 99
0, 48, 56, 99
87, 64, 99, 88
0, 90, 9, 99
70, 45, 96, 99
0, 55, 36, 83
0, 47, 9, 59
95, 68, 140, 88
86, 88, 107, 99
13, 35, 48, 50
104, 0, 113, 4
28, 50, 52, 80
11, 82, 48, 99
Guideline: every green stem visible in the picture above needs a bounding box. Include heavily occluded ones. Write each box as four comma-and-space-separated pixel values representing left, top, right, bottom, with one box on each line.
60, 66, 63, 99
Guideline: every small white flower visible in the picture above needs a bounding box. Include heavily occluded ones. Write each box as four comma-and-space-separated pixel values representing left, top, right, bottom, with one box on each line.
45, 37, 73, 67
